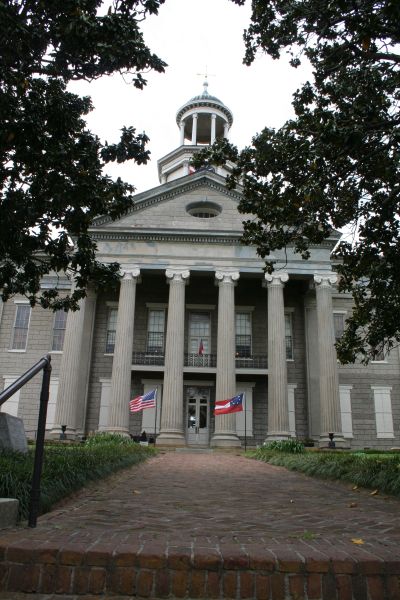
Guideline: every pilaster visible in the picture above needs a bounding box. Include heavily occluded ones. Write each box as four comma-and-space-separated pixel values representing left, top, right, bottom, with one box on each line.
211, 271, 241, 447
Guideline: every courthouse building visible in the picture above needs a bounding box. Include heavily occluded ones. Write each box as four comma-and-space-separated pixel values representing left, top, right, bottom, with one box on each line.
1, 83, 400, 449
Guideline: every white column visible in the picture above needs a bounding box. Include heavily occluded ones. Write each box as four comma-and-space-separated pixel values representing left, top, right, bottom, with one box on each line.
211, 114, 217, 144
191, 113, 198, 145
52, 294, 88, 437
314, 274, 345, 447
75, 287, 97, 436
157, 268, 189, 446
223, 122, 229, 140
106, 269, 140, 436
265, 272, 290, 441
211, 271, 241, 447
179, 120, 185, 145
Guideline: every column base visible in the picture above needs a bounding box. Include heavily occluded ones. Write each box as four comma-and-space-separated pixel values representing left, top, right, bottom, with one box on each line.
48, 426, 78, 440
211, 433, 241, 448
318, 433, 349, 449
157, 431, 186, 447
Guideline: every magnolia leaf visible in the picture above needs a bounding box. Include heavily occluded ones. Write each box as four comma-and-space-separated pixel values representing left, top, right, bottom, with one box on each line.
370, 490, 379, 496
351, 538, 365, 545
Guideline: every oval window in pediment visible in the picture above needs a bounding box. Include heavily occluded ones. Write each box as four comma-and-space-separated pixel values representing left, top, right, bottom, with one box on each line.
186, 201, 221, 219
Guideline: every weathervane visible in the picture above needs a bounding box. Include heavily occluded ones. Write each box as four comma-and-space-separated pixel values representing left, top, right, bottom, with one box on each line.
196, 67, 215, 93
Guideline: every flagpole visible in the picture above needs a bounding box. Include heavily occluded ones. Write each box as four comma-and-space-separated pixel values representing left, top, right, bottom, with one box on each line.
154, 388, 158, 444
244, 392, 247, 452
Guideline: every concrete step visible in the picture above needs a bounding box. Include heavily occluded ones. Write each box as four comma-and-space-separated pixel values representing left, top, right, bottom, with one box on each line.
0, 498, 18, 529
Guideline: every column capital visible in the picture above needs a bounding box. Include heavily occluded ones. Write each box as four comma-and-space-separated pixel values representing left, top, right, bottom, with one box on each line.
264, 272, 289, 287
215, 271, 240, 285
120, 267, 140, 281
314, 273, 337, 288
211, 113, 217, 120
166, 268, 190, 283
192, 113, 198, 120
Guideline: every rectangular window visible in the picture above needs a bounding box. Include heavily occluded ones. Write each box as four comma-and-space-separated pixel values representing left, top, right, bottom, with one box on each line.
339, 385, 353, 438
235, 312, 252, 357
285, 313, 293, 360
105, 308, 118, 354
372, 386, 394, 438
147, 309, 165, 354
11, 304, 31, 350
333, 313, 345, 342
51, 310, 67, 351
189, 313, 210, 354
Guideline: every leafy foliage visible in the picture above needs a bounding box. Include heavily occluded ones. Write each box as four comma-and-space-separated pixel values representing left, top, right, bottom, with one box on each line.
0, 0, 166, 309
0, 437, 155, 521
253, 448, 400, 496
195, 0, 400, 363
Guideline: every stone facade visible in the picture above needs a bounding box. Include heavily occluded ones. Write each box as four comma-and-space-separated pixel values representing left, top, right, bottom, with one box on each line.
1, 85, 400, 449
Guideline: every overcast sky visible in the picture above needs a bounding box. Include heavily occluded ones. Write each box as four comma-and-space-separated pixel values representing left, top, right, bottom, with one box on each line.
70, 0, 313, 194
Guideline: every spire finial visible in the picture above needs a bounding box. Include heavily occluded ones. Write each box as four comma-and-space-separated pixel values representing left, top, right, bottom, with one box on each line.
197, 68, 214, 96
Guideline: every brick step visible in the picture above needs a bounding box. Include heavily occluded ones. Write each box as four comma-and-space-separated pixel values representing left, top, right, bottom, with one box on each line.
1, 544, 399, 599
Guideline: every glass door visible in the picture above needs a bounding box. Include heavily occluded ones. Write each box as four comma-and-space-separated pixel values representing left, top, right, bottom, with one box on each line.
186, 387, 210, 445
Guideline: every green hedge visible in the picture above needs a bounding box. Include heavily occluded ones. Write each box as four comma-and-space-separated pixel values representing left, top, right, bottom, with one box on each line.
251, 447, 400, 496
0, 434, 156, 521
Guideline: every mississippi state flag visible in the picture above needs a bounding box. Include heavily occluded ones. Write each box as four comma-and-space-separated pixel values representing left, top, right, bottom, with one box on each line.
214, 393, 244, 416
129, 389, 156, 413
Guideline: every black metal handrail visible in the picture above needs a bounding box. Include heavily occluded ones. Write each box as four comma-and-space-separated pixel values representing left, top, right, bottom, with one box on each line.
0, 354, 52, 528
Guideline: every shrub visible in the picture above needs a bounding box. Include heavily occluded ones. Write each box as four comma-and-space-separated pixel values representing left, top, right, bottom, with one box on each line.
252, 449, 400, 496
84, 432, 137, 446
262, 439, 305, 453
0, 437, 155, 521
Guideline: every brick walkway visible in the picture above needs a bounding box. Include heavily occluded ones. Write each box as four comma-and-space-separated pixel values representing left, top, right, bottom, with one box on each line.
1, 451, 400, 599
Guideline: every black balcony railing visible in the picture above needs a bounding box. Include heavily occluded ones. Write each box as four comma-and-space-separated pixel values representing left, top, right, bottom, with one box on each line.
132, 352, 165, 366
235, 354, 268, 368
131, 352, 268, 369
185, 353, 217, 367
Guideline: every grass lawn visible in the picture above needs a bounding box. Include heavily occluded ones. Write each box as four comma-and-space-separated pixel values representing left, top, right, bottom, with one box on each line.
0, 433, 156, 521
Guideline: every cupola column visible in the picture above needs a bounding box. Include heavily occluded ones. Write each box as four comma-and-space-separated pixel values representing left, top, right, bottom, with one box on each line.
179, 120, 185, 146
157, 268, 190, 446
223, 122, 229, 140
211, 114, 217, 144
265, 272, 291, 441
314, 274, 345, 447
191, 113, 198, 145
211, 271, 241, 447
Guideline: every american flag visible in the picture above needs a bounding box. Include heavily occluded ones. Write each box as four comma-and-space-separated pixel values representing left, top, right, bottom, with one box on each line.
129, 389, 157, 413
214, 393, 244, 415
198, 339, 204, 355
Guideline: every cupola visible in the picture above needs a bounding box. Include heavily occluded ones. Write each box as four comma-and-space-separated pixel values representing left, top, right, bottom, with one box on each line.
157, 80, 234, 184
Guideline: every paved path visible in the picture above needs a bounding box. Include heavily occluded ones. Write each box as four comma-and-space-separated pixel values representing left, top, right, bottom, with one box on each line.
1, 451, 400, 598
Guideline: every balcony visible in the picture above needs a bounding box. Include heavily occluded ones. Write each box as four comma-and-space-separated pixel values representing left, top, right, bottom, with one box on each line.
185, 354, 217, 368
235, 355, 268, 369
132, 352, 165, 366
131, 352, 268, 370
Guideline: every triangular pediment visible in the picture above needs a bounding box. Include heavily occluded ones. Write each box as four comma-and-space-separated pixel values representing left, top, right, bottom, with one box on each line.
90, 173, 246, 236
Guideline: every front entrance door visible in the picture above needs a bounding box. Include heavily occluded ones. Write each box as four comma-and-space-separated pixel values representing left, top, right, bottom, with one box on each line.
186, 387, 210, 446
